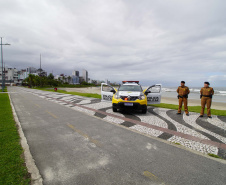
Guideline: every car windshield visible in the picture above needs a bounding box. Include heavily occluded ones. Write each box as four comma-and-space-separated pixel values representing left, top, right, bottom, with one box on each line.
118, 85, 142, 92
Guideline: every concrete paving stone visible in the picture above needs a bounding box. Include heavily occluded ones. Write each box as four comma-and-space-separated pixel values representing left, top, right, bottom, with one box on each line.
103, 116, 124, 124
136, 111, 168, 129
154, 108, 208, 139
183, 112, 226, 144
130, 125, 163, 137
168, 136, 218, 155
207, 116, 226, 131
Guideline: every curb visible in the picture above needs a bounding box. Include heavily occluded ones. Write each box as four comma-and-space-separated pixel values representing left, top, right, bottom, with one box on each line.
8, 93, 43, 185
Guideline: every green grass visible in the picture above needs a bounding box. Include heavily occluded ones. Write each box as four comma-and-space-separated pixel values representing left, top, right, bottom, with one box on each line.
208, 153, 222, 159
3, 87, 7, 92
149, 103, 226, 116
34, 87, 102, 99
0, 86, 7, 92
0, 93, 31, 184
173, 142, 181, 145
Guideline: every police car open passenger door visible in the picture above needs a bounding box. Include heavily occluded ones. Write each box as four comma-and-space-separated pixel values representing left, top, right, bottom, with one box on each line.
101, 83, 116, 102
144, 84, 162, 104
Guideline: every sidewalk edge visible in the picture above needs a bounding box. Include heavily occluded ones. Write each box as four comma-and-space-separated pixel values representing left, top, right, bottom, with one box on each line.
8, 93, 43, 185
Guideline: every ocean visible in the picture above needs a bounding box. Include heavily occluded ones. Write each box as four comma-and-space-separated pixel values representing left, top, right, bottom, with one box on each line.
143, 86, 226, 103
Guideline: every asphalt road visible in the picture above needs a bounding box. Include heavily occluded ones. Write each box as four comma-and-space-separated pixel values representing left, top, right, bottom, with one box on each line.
9, 87, 226, 185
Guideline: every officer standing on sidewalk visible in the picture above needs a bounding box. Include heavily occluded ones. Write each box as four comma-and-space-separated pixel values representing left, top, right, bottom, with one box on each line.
200, 82, 214, 118
177, 81, 190, 116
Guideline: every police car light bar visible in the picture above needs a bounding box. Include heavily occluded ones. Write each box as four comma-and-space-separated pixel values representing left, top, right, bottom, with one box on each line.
122, 81, 139, 84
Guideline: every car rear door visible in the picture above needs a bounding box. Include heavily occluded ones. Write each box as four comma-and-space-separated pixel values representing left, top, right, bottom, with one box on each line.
101, 83, 116, 102
145, 84, 162, 104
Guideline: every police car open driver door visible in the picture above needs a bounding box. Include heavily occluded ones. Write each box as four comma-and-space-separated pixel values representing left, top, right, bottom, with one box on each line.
101, 83, 116, 102
145, 84, 162, 104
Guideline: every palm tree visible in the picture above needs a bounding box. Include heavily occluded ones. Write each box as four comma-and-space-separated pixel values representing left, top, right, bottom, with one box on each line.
28, 74, 35, 87
68, 76, 72, 84
62, 76, 65, 83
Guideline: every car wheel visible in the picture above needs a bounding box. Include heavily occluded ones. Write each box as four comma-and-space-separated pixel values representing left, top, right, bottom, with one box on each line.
142, 107, 147, 114
112, 107, 117, 112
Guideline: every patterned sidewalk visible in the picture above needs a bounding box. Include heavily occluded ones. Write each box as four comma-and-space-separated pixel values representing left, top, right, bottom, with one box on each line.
15, 87, 226, 159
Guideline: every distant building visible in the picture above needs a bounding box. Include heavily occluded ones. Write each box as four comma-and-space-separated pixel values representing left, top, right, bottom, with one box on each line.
37, 68, 47, 77
27, 67, 37, 73
72, 76, 79, 84
67, 76, 72, 84
54, 75, 61, 80
96, 80, 101, 85
0, 67, 18, 85
72, 70, 79, 77
18, 67, 38, 84
18, 69, 29, 83
79, 77, 84, 83
1, 66, 49, 86
82, 69, 88, 83
105, 79, 110, 85
88, 78, 92, 83
71, 70, 80, 84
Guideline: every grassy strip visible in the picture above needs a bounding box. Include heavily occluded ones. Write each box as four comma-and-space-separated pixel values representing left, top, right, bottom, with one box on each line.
31, 87, 225, 116
149, 103, 226, 116
0, 86, 7, 92
33, 87, 102, 99
208, 153, 222, 159
3, 87, 7, 92
0, 93, 31, 184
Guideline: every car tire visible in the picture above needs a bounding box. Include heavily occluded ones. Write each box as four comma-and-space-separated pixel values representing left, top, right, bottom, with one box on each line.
142, 107, 147, 114
112, 107, 117, 112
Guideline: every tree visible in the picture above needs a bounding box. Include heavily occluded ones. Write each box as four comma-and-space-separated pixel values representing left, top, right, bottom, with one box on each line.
67, 76, 72, 84
62, 76, 65, 83
34, 75, 40, 86
52, 79, 59, 87
58, 77, 63, 83
27, 74, 36, 87
48, 73, 54, 80
81, 81, 89, 85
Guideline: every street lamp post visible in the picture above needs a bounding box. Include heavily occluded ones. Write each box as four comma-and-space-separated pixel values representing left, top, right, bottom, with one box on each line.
1, 37, 10, 92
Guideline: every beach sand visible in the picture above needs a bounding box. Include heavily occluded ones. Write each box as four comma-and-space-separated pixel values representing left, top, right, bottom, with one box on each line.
59, 87, 226, 110
61, 87, 101, 94
161, 97, 226, 110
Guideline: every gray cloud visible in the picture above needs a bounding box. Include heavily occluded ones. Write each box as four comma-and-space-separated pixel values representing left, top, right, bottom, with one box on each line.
1, 0, 226, 86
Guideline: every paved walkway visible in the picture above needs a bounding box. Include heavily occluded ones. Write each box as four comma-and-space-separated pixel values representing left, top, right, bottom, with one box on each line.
13, 87, 226, 159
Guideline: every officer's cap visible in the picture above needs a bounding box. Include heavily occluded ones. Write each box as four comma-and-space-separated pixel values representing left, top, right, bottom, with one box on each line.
204, 82, 210, 85
181, 81, 185, 84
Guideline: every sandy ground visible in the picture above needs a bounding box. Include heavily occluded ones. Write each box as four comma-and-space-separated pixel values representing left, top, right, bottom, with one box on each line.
161, 97, 226, 110
59, 87, 226, 110
61, 87, 101, 94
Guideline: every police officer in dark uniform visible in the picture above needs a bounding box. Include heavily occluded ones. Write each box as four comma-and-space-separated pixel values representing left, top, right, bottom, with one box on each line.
200, 82, 214, 118
177, 81, 190, 116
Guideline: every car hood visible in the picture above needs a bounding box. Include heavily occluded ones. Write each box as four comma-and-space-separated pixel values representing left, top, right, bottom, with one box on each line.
118, 91, 141, 96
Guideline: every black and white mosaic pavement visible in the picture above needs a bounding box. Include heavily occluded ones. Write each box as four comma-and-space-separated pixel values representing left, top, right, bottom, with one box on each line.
15, 87, 226, 159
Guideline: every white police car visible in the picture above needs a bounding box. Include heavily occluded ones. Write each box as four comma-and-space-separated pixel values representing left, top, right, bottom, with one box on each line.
101, 81, 162, 113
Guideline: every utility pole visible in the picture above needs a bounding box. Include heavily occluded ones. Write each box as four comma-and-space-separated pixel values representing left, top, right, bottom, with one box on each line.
40, 53, 41, 70
39, 54, 41, 87
0, 37, 10, 92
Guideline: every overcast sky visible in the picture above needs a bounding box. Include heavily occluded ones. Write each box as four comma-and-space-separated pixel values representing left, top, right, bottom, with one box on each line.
1, 0, 226, 86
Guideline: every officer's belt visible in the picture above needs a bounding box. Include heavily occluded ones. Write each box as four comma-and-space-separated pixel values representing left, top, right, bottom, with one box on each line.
178, 95, 187, 98
202, 95, 212, 97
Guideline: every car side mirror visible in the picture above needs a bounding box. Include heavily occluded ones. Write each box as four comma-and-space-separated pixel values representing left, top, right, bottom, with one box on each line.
145, 90, 151, 95
110, 89, 116, 94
